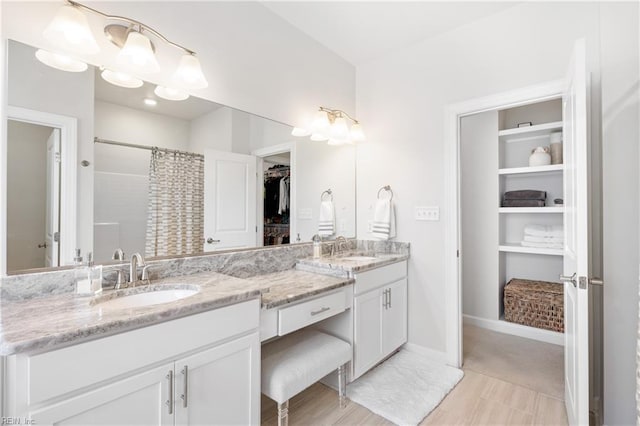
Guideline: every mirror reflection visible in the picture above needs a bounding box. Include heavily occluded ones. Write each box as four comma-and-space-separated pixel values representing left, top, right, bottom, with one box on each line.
6, 40, 356, 273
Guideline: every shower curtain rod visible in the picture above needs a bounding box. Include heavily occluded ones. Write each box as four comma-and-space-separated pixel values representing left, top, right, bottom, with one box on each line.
93, 137, 203, 157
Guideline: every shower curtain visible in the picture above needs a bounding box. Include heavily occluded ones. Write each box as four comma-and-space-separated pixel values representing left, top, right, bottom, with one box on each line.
145, 148, 205, 257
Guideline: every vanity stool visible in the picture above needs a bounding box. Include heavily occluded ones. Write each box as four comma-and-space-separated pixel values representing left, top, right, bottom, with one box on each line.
261, 329, 351, 426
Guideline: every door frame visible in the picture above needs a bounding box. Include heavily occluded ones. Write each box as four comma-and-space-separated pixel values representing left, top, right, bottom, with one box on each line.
443, 79, 565, 368
252, 142, 297, 246
5, 106, 78, 273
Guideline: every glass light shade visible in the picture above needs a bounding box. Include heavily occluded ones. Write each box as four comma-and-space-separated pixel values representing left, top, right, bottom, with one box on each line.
101, 69, 144, 88
116, 31, 160, 74
310, 110, 330, 134
310, 133, 329, 142
43, 5, 100, 55
349, 123, 366, 142
154, 85, 190, 101
330, 117, 350, 140
171, 54, 208, 90
291, 127, 311, 137
35, 49, 87, 73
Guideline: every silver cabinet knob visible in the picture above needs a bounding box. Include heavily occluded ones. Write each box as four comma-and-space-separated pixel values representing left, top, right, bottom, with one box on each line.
206, 237, 221, 244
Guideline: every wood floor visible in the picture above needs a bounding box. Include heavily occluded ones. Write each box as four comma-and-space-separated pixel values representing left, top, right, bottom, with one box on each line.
261, 327, 568, 425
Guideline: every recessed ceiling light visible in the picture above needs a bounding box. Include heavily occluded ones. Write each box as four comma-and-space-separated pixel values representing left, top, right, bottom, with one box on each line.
144, 98, 158, 106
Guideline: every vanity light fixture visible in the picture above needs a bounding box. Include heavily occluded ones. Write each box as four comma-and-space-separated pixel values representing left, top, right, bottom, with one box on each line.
154, 85, 189, 101
292, 107, 366, 145
35, 49, 88, 73
39, 0, 209, 97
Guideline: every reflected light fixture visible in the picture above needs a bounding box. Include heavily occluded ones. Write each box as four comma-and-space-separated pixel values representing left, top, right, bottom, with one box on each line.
39, 0, 209, 100
144, 98, 158, 107
154, 85, 189, 101
35, 49, 88, 72
292, 107, 366, 145
100, 69, 143, 88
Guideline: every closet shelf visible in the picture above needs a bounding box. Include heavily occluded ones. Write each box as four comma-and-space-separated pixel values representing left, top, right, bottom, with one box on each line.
498, 164, 564, 175
498, 121, 563, 143
499, 207, 564, 214
499, 243, 563, 256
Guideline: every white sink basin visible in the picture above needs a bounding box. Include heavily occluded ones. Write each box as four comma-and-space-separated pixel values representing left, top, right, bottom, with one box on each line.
340, 256, 378, 261
97, 288, 199, 310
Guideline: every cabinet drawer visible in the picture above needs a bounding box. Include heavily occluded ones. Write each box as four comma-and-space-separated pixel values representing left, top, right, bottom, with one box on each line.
353, 261, 407, 295
278, 289, 347, 335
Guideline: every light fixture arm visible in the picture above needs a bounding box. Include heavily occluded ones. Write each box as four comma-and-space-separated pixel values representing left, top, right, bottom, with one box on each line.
67, 0, 196, 55
319, 106, 360, 124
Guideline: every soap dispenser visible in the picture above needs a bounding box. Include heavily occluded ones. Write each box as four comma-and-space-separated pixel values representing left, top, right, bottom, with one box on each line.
74, 249, 90, 296
312, 234, 322, 259
87, 252, 103, 296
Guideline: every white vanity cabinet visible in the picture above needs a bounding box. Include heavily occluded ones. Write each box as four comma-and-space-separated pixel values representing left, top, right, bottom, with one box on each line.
352, 261, 407, 380
4, 299, 260, 426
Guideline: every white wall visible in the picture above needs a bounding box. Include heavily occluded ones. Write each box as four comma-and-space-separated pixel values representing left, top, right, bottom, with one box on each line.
460, 111, 498, 320
599, 3, 640, 424
6, 40, 94, 263
6, 120, 50, 271
188, 108, 233, 155
356, 1, 602, 355
356, 2, 637, 423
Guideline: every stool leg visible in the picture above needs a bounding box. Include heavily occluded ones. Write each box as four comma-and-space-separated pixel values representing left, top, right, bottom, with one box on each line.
277, 400, 289, 426
338, 363, 347, 408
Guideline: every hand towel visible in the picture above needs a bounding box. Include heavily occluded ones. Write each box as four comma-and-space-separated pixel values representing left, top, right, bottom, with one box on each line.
521, 240, 564, 249
523, 235, 564, 244
502, 199, 546, 208
318, 200, 335, 236
371, 198, 396, 240
524, 224, 564, 238
278, 177, 289, 215
503, 190, 547, 201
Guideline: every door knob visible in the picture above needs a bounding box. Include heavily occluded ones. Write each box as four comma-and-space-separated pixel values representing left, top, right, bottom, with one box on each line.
559, 273, 577, 287
206, 237, 221, 244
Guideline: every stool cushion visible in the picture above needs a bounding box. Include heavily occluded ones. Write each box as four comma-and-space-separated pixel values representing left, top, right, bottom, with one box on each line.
262, 329, 351, 403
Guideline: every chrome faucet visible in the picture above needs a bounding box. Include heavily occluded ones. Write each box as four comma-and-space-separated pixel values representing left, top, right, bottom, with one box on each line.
129, 253, 146, 286
331, 236, 349, 257
112, 248, 126, 290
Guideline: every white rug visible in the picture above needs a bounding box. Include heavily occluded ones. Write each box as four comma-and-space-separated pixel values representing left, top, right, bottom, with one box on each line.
347, 350, 464, 425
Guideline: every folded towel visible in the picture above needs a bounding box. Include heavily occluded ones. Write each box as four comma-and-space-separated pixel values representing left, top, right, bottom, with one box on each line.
502, 199, 546, 207
523, 235, 564, 244
504, 190, 547, 201
318, 200, 335, 236
371, 198, 396, 240
524, 224, 564, 238
521, 240, 563, 249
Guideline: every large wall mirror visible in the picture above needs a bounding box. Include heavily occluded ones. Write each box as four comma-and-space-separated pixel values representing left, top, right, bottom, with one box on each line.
6, 40, 356, 274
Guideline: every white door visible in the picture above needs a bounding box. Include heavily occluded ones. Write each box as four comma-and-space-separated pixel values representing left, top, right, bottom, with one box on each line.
45, 128, 61, 267
174, 333, 260, 426
382, 279, 408, 356
203, 150, 257, 251
30, 363, 173, 425
561, 39, 591, 426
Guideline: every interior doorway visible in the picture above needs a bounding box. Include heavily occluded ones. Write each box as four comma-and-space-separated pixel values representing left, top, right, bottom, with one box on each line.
262, 153, 291, 246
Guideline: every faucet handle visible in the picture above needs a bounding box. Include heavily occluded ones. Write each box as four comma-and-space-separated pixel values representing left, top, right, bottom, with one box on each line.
141, 265, 151, 283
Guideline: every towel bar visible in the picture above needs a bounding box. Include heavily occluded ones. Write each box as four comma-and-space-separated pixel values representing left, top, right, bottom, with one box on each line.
377, 185, 393, 200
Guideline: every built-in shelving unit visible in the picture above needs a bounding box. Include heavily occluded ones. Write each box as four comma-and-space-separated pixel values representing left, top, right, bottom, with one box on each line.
498, 164, 564, 175
498, 243, 563, 256
498, 121, 563, 142
499, 207, 564, 214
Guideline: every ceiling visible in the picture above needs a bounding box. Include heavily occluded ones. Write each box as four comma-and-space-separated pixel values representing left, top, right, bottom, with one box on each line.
94, 68, 222, 121
262, 1, 519, 66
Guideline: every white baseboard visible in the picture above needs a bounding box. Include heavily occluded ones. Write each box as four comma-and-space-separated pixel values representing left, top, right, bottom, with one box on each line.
402, 343, 449, 364
463, 315, 564, 346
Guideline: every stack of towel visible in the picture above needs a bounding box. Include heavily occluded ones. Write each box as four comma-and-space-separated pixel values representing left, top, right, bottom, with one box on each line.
502, 190, 547, 207
521, 224, 564, 249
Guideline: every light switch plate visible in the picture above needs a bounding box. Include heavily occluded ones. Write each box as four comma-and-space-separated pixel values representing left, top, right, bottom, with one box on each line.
415, 206, 439, 221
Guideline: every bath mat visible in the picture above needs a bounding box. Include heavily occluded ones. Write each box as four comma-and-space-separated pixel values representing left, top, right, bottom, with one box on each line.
347, 350, 464, 425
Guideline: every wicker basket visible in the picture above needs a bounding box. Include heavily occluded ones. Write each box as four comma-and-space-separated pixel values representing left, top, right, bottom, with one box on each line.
504, 278, 564, 333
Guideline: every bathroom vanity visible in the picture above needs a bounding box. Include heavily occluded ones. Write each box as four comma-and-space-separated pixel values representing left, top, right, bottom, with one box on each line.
0, 245, 408, 425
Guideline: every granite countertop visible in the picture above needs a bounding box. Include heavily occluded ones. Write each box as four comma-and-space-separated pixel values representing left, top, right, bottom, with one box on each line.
248, 270, 354, 309
296, 252, 409, 276
0, 268, 354, 356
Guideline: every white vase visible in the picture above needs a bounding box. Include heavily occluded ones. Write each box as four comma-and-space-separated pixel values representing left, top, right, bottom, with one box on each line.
529, 146, 551, 167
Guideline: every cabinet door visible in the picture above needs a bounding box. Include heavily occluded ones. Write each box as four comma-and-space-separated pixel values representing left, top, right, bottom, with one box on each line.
353, 288, 384, 379
30, 363, 173, 425
383, 278, 408, 356
174, 332, 260, 426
